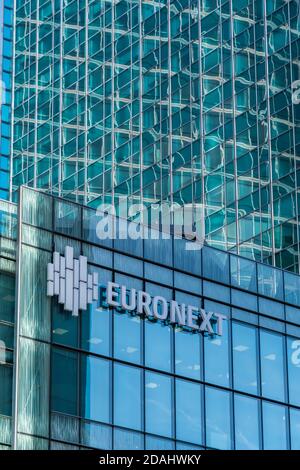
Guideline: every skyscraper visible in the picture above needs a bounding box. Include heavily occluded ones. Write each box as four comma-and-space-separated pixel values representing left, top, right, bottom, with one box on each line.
0, 0, 12, 200
7, 0, 300, 272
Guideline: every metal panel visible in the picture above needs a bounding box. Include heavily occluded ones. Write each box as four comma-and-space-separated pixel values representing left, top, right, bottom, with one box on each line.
79, 280, 87, 311
65, 269, 74, 311
65, 246, 74, 270
79, 255, 87, 282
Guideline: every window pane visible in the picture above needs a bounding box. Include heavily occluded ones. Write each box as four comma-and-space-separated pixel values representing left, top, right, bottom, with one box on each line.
257, 264, 283, 300
145, 371, 172, 438
234, 394, 260, 450
81, 355, 110, 423
0, 365, 12, 416
202, 246, 229, 284
51, 348, 77, 416
232, 322, 258, 394
230, 255, 257, 292
81, 305, 111, 356
290, 408, 300, 450
114, 313, 141, 365
260, 330, 285, 401
175, 329, 201, 380
52, 303, 78, 348
287, 336, 300, 406
284, 271, 300, 307
113, 428, 143, 450
145, 435, 175, 450
114, 364, 142, 431
0, 273, 15, 322
176, 379, 202, 445
145, 321, 172, 372
54, 199, 81, 238
262, 402, 287, 450
205, 386, 232, 450
204, 317, 230, 387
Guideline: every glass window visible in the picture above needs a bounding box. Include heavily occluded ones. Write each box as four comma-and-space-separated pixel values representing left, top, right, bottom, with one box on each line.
82, 208, 112, 248
22, 187, 53, 230
257, 264, 283, 300
20, 245, 51, 342
231, 289, 257, 311
174, 271, 201, 295
52, 303, 78, 348
82, 244, 113, 269
230, 255, 257, 292
284, 271, 300, 307
81, 355, 110, 424
176, 379, 202, 445
144, 262, 173, 286
145, 320, 172, 372
145, 282, 172, 301
144, 237, 172, 266
262, 402, 288, 450
205, 386, 232, 450
114, 221, 143, 258
81, 421, 112, 449
175, 290, 201, 308
54, 199, 81, 238
286, 305, 300, 326
234, 394, 260, 450
203, 280, 230, 303
145, 435, 175, 450
145, 371, 172, 438
51, 414, 79, 444
290, 408, 300, 450
115, 273, 143, 291
0, 365, 12, 416
287, 336, 300, 406
81, 304, 111, 356
114, 312, 141, 365
232, 322, 258, 394
114, 253, 143, 277
0, 273, 15, 322
18, 337, 50, 436
175, 328, 201, 380
202, 246, 229, 284
260, 330, 286, 401
114, 364, 142, 431
113, 428, 143, 450
174, 238, 202, 276
51, 347, 77, 416
204, 312, 230, 387
258, 297, 284, 320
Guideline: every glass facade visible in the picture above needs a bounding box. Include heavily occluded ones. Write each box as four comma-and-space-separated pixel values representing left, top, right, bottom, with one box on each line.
0, 0, 12, 199
1, 187, 300, 449
7, 0, 300, 273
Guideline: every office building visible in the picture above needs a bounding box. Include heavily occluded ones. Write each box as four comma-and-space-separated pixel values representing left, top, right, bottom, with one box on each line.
0, 187, 299, 449
7, 0, 300, 271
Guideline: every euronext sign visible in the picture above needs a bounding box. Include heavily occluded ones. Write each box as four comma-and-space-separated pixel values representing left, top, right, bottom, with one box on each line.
47, 247, 226, 336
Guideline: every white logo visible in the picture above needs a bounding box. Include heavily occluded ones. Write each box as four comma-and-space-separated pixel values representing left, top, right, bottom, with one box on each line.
46, 247, 226, 336
47, 246, 98, 316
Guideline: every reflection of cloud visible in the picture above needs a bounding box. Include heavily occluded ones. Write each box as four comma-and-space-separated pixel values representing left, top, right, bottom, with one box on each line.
146, 382, 158, 389
125, 346, 138, 354
264, 353, 276, 361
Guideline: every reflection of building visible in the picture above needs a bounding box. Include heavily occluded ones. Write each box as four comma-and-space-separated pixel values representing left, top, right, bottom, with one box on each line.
6, 1, 300, 272
0, 186, 300, 449
0, 0, 12, 199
